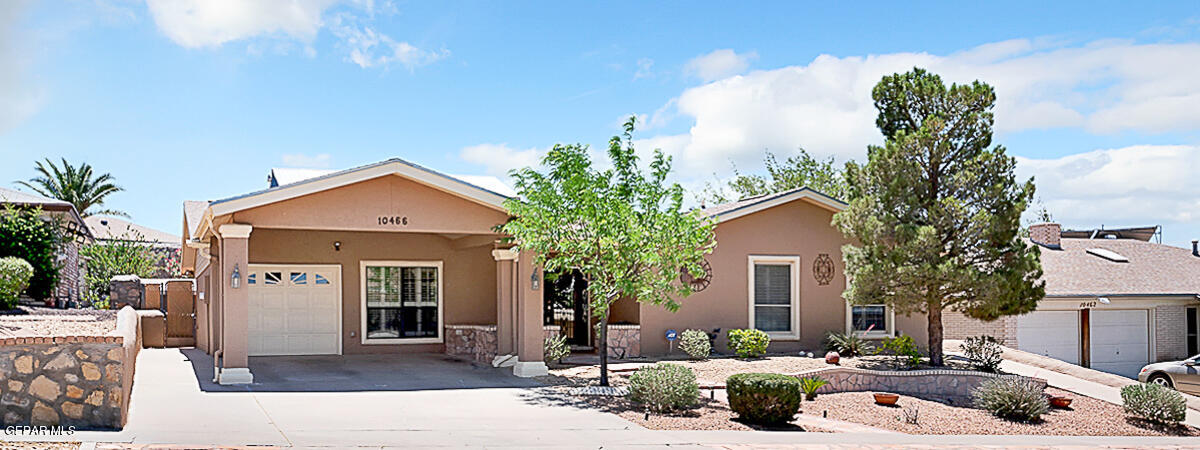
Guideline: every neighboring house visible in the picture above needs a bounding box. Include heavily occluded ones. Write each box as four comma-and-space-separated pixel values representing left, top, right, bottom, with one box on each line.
179, 158, 931, 385
85, 215, 182, 278
0, 186, 93, 305
945, 223, 1200, 378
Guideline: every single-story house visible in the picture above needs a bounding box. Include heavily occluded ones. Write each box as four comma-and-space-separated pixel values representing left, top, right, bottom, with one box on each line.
86, 215, 182, 278
180, 158, 932, 384
0, 186, 92, 305
945, 223, 1200, 378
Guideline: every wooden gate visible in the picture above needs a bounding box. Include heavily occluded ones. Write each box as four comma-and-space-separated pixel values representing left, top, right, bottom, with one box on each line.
164, 280, 196, 347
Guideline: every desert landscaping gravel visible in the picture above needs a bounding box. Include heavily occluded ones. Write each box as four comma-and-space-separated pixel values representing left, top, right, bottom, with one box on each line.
800, 387, 1198, 436
0, 306, 117, 337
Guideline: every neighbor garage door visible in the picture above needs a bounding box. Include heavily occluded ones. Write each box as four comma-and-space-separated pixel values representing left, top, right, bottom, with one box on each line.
247, 264, 342, 356
1089, 309, 1150, 378
1017, 310, 1080, 365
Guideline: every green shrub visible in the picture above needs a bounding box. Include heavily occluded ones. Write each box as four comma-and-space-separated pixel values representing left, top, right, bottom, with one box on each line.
80, 228, 163, 305
726, 373, 803, 424
0, 257, 34, 309
544, 333, 569, 364
798, 376, 828, 401
1121, 383, 1186, 424
877, 334, 922, 369
679, 329, 711, 360
972, 377, 1049, 422
0, 206, 61, 301
728, 329, 770, 358
627, 363, 700, 412
823, 331, 873, 357
962, 335, 1003, 372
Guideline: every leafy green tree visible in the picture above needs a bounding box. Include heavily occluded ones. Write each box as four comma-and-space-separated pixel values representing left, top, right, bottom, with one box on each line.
0, 206, 62, 301
702, 149, 850, 204
833, 68, 1044, 366
18, 158, 126, 218
501, 117, 716, 385
80, 228, 163, 306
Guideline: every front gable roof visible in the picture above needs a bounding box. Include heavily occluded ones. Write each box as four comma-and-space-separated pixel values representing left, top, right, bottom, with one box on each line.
209, 158, 513, 218
703, 187, 846, 223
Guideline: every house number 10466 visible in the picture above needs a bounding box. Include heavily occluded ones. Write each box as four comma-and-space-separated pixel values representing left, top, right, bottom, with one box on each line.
378, 216, 408, 226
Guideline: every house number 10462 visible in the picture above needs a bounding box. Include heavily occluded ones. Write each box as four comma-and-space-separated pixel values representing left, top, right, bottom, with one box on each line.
378, 216, 408, 226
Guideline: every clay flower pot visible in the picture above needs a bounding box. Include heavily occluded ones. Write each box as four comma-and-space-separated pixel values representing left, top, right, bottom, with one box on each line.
1049, 396, 1072, 409
873, 392, 899, 406
825, 351, 840, 365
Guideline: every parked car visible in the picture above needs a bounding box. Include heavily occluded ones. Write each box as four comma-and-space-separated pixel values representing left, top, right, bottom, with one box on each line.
1138, 355, 1200, 395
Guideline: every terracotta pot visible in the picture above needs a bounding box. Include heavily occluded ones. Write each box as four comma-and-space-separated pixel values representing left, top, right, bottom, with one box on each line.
1049, 396, 1072, 409
825, 351, 840, 365
873, 392, 899, 406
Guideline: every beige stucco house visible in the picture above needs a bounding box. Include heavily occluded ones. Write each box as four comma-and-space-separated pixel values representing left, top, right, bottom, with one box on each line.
945, 223, 1200, 378
180, 158, 927, 384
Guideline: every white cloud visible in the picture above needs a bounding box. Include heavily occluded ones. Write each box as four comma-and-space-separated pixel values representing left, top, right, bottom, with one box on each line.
1016, 146, 1200, 227
683, 49, 757, 82
144, 0, 336, 48
145, 0, 446, 70
634, 58, 654, 79
645, 38, 1200, 175
329, 14, 447, 69
0, 1, 42, 134
459, 143, 544, 177
281, 153, 333, 168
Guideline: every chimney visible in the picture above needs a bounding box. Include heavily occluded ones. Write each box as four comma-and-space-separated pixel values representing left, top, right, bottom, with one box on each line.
1030, 223, 1061, 249
1192, 239, 1198, 257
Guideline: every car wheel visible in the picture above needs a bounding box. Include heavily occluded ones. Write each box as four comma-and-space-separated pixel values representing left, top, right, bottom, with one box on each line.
1148, 373, 1174, 389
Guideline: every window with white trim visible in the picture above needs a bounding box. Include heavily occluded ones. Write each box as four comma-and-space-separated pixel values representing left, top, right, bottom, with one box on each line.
846, 302, 894, 338
363, 262, 441, 342
748, 256, 800, 339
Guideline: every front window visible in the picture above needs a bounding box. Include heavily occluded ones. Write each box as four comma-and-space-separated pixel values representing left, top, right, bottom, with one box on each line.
363, 262, 441, 342
851, 305, 887, 333
749, 256, 800, 339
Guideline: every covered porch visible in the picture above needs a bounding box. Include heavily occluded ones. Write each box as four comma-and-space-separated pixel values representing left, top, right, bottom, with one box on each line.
185, 159, 551, 384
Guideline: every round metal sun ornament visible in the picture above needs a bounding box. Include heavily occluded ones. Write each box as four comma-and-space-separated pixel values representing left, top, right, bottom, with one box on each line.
680, 259, 713, 292
813, 253, 835, 286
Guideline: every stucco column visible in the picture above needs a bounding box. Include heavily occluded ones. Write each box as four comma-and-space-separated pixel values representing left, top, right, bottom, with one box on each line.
491, 249, 519, 367
512, 250, 547, 377
217, 224, 253, 385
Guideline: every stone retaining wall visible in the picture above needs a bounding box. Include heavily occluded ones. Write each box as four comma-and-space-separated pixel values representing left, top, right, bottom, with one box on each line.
0, 306, 140, 429
444, 325, 497, 363
606, 324, 640, 359
794, 367, 1045, 406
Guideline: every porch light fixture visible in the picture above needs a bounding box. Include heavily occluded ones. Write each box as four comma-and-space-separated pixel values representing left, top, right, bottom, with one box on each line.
531, 268, 540, 290
334, 241, 341, 251
231, 264, 241, 289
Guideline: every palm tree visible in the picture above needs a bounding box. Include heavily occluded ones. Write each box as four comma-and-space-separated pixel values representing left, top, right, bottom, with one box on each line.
18, 158, 126, 218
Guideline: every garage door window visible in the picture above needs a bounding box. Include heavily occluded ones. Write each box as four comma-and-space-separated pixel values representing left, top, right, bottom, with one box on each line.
363, 262, 442, 343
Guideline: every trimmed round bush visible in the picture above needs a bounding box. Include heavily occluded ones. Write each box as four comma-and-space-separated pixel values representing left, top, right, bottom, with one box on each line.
544, 333, 569, 364
1122, 382, 1186, 424
726, 373, 803, 425
628, 363, 700, 413
679, 329, 711, 360
972, 377, 1049, 422
0, 257, 34, 310
728, 329, 770, 358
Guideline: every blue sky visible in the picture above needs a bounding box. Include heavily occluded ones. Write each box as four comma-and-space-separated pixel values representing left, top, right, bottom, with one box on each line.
1, 1, 1199, 246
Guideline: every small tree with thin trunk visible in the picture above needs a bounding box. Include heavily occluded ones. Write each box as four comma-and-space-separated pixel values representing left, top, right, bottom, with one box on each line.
833, 68, 1044, 366
501, 117, 716, 386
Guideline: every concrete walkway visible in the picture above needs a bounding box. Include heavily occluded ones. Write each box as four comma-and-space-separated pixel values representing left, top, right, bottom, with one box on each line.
7, 348, 1200, 448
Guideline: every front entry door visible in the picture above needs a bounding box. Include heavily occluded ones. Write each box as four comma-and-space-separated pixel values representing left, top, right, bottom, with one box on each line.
544, 270, 589, 347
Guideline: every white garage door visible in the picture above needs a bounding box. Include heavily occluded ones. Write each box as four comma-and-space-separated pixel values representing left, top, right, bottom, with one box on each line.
248, 264, 341, 356
1090, 309, 1150, 378
1017, 310, 1080, 365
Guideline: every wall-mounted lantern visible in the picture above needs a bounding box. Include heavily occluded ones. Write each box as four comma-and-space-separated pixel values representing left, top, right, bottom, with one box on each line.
231, 264, 241, 289
334, 241, 342, 252
530, 268, 540, 290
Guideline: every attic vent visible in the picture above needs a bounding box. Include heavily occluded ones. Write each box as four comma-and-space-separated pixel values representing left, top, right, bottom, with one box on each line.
1086, 248, 1128, 263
